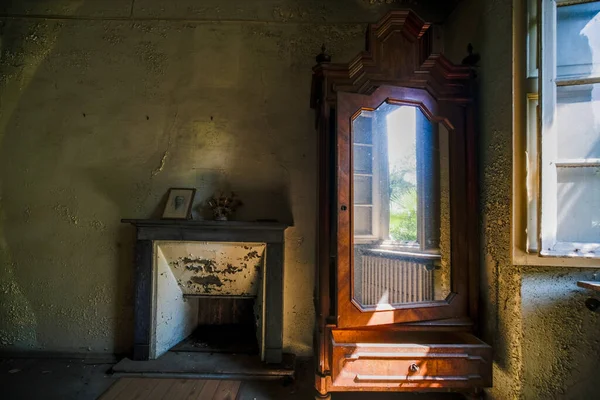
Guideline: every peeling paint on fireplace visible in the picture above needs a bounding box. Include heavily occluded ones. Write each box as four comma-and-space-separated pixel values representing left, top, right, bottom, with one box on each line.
189, 275, 224, 293
156, 242, 266, 297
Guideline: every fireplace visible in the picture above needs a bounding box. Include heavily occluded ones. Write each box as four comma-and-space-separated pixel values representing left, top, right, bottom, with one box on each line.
171, 298, 260, 355
122, 219, 289, 364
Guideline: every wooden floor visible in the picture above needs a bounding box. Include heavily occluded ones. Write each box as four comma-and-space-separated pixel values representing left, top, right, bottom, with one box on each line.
99, 378, 241, 400
0, 357, 467, 400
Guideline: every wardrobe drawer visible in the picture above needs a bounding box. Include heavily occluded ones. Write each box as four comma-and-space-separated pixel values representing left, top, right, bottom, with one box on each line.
330, 330, 492, 389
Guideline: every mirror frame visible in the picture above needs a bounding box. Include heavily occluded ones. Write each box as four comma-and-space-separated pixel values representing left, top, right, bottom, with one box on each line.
336, 85, 470, 328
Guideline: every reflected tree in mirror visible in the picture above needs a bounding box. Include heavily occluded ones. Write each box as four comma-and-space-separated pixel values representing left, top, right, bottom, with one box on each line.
387, 107, 418, 243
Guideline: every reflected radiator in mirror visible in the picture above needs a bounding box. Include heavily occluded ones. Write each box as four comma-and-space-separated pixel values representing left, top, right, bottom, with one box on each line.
360, 255, 434, 306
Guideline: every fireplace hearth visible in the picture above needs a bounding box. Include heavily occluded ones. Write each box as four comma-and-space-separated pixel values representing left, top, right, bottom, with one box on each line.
172, 324, 259, 354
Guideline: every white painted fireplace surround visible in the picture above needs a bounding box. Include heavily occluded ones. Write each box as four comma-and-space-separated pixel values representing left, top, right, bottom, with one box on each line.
122, 219, 289, 364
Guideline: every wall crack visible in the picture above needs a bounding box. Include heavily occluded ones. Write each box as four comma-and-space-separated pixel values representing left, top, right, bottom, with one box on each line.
151, 110, 178, 177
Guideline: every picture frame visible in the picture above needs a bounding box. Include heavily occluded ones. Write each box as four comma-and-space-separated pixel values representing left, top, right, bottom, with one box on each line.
162, 188, 196, 220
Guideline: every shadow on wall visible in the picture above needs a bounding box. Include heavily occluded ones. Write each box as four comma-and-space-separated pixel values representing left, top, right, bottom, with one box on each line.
190, 163, 294, 224
520, 268, 600, 399
216, 184, 293, 225
0, 9, 141, 352
114, 225, 135, 353
0, 11, 67, 351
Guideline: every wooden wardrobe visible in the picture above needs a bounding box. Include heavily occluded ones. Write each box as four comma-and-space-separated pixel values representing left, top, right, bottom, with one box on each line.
310, 10, 492, 398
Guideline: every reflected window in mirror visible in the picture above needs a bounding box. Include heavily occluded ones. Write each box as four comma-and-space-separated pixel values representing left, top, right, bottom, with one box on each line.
352, 102, 451, 307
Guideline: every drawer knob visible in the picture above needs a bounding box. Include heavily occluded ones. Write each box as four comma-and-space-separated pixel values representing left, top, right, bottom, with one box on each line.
409, 363, 420, 373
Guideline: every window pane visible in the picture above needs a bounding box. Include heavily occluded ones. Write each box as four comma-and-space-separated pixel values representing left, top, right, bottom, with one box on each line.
353, 114, 373, 144
527, 0, 538, 78
557, 83, 600, 159
354, 175, 373, 205
557, 2, 600, 80
353, 145, 373, 174
354, 206, 373, 235
527, 97, 539, 251
557, 166, 600, 243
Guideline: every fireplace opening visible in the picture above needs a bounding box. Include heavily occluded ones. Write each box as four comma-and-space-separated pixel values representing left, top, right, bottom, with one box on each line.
172, 324, 258, 354
151, 241, 267, 359
170, 297, 259, 355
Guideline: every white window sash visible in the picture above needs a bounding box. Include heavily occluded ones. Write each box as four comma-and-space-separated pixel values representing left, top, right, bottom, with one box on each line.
539, 0, 559, 255
526, 94, 539, 252
539, 0, 600, 257
354, 112, 381, 243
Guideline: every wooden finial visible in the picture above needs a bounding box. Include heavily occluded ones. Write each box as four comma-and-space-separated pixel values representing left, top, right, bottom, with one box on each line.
316, 44, 331, 64
462, 43, 480, 67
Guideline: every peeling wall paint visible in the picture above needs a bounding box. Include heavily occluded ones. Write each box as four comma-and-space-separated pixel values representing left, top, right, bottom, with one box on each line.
445, 0, 600, 398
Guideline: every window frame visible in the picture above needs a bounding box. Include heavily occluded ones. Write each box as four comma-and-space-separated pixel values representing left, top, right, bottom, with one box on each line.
513, 0, 600, 265
353, 111, 383, 243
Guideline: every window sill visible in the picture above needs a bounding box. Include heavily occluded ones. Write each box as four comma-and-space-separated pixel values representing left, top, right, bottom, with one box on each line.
354, 236, 380, 245
577, 281, 600, 293
364, 248, 441, 263
540, 242, 600, 258
513, 248, 600, 268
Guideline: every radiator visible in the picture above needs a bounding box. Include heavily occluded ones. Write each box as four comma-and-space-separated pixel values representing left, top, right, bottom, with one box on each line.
360, 255, 434, 306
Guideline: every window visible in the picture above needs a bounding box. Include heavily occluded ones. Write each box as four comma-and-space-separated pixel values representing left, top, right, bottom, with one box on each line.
525, 0, 600, 259
352, 103, 440, 254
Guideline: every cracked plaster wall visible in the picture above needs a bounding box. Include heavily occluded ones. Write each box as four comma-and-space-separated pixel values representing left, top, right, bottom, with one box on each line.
0, 0, 460, 356
445, 0, 600, 398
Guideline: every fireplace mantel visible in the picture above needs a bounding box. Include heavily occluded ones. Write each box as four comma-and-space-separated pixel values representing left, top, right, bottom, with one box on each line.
122, 219, 289, 241
122, 219, 290, 363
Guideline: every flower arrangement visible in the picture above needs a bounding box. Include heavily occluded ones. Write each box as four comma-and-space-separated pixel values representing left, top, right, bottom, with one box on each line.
206, 192, 243, 221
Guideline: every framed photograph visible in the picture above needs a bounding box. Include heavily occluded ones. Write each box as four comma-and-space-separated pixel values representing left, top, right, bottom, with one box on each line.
162, 188, 196, 220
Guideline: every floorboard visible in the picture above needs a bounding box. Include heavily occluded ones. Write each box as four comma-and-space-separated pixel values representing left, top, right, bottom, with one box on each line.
184, 380, 207, 399
213, 380, 242, 400
146, 379, 176, 399
98, 378, 131, 400
99, 378, 242, 400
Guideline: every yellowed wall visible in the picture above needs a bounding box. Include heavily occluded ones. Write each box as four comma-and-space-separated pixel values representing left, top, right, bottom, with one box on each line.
5, 4, 595, 398
444, 0, 600, 398
0, 0, 460, 356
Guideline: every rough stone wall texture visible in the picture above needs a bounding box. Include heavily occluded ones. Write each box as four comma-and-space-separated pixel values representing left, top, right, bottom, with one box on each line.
521, 268, 600, 399
445, 0, 600, 398
0, 0, 460, 356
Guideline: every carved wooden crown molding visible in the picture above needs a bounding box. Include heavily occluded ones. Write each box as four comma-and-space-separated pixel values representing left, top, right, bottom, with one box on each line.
311, 10, 474, 108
